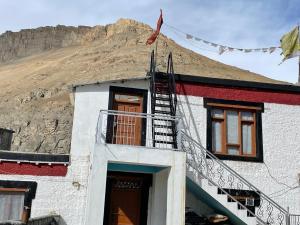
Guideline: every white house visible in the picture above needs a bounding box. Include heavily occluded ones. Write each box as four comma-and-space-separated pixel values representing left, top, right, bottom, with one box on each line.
0, 52, 300, 225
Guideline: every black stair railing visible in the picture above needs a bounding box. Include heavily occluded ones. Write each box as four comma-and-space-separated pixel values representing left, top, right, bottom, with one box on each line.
167, 52, 177, 116
149, 51, 178, 149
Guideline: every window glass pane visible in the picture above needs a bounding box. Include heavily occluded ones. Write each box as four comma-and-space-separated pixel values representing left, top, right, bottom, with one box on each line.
211, 109, 224, 119
228, 146, 239, 155
242, 124, 252, 154
241, 111, 254, 121
0, 192, 24, 222
212, 121, 222, 153
0, 130, 13, 150
226, 110, 239, 144
115, 94, 140, 103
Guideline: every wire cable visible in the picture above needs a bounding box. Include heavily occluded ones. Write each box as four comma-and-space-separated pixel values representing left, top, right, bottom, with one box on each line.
164, 22, 280, 52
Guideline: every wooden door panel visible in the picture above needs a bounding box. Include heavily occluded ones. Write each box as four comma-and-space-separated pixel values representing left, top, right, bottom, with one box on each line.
104, 172, 152, 225
109, 189, 141, 225
112, 95, 143, 146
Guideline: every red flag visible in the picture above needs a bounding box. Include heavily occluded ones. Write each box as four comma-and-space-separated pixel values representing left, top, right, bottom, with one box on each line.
146, 9, 163, 45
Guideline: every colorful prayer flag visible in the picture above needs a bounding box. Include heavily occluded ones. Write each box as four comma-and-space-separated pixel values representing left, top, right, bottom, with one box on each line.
146, 9, 163, 45
280, 26, 300, 61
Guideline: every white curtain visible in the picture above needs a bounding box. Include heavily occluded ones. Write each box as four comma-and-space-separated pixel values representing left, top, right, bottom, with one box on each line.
211, 109, 224, 118
0, 193, 24, 222
241, 111, 253, 121
212, 121, 222, 152
226, 111, 238, 144
228, 146, 239, 155
242, 124, 252, 154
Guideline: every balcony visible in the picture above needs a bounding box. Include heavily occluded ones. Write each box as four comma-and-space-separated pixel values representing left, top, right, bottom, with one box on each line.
96, 110, 182, 150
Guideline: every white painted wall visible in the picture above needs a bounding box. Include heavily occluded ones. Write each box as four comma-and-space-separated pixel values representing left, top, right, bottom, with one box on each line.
72, 79, 186, 225
85, 144, 186, 225
5, 78, 297, 225
71, 79, 151, 158
177, 94, 300, 214
0, 155, 90, 225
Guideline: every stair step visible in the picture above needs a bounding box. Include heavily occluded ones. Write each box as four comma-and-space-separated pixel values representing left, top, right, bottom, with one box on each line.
155, 89, 170, 93
154, 104, 171, 108
155, 96, 170, 101
154, 110, 173, 115
153, 124, 174, 128
153, 140, 175, 145
155, 77, 169, 83
155, 92, 171, 96
155, 91, 171, 95
154, 82, 169, 86
154, 132, 174, 136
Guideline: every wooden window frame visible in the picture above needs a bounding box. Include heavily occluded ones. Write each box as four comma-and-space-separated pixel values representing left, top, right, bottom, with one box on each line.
205, 98, 264, 162
0, 180, 37, 223
0, 188, 28, 222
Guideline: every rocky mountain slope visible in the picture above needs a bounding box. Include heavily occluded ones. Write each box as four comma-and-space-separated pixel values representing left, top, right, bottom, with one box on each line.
0, 19, 284, 154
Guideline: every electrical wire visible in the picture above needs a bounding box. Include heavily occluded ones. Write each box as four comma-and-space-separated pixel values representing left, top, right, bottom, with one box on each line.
268, 184, 297, 197
262, 162, 295, 189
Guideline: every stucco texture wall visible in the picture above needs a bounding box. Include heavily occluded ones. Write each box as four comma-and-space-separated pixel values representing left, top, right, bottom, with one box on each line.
177, 94, 300, 214
0, 156, 90, 225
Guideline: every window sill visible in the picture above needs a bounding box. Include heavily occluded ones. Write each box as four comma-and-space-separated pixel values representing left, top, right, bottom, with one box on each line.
210, 153, 263, 163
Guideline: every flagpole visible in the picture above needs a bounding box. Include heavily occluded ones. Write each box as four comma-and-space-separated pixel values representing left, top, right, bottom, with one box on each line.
155, 34, 159, 72
298, 24, 300, 84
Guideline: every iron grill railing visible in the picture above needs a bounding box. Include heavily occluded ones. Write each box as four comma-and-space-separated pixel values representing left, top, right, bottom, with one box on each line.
96, 110, 182, 150
181, 132, 298, 225
96, 109, 300, 225
289, 215, 300, 225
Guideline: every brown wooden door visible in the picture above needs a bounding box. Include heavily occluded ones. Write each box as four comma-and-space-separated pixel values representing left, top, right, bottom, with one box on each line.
104, 172, 152, 225
112, 93, 143, 146
109, 187, 142, 225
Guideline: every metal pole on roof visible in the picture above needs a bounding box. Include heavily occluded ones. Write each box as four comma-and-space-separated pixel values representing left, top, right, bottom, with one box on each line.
298, 55, 300, 84
298, 24, 300, 84
155, 34, 159, 72
297, 24, 300, 84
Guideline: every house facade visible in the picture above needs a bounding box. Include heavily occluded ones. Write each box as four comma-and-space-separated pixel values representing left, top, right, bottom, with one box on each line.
0, 52, 300, 225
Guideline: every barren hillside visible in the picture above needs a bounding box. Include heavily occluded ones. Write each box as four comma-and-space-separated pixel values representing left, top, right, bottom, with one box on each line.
0, 19, 284, 154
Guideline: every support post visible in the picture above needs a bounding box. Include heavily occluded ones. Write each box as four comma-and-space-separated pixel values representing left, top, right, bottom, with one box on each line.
298, 24, 300, 84
96, 111, 103, 144
177, 118, 183, 151
286, 207, 291, 225
298, 56, 300, 84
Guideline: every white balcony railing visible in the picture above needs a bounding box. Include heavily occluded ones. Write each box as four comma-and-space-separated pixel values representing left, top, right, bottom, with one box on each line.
96, 110, 182, 150
289, 215, 300, 225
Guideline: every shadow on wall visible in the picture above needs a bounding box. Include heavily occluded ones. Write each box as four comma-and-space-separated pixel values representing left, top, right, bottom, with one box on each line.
0, 215, 66, 225
177, 83, 204, 146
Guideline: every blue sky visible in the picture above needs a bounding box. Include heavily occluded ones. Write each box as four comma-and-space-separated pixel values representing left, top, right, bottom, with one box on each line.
0, 0, 299, 83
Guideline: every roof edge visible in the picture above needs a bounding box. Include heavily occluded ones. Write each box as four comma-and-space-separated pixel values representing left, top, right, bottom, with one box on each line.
71, 72, 300, 94
0, 151, 70, 164
70, 76, 150, 91
171, 73, 300, 93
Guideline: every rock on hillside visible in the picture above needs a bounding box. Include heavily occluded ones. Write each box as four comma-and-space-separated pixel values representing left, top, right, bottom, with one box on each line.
0, 19, 284, 154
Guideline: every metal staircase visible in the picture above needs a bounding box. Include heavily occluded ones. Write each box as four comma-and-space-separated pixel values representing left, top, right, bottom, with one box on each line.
148, 51, 299, 225
181, 132, 298, 225
149, 50, 178, 148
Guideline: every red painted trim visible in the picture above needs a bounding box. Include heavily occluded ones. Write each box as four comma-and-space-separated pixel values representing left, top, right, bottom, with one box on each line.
176, 83, 300, 105
0, 162, 68, 176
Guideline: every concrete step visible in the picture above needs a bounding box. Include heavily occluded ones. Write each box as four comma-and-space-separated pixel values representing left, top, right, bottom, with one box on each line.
194, 177, 257, 225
